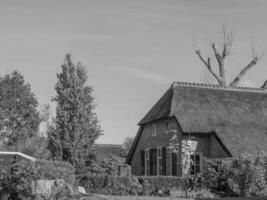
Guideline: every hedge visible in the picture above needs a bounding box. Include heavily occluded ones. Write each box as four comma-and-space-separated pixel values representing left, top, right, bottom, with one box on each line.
79, 175, 141, 195
34, 159, 76, 186
137, 176, 182, 196
79, 174, 205, 197
202, 154, 267, 197
79, 154, 267, 198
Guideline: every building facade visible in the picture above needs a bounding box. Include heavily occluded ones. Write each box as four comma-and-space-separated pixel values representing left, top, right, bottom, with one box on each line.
126, 82, 267, 176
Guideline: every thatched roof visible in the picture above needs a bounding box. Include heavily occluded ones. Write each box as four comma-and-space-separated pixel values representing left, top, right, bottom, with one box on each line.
139, 82, 267, 157
96, 144, 126, 164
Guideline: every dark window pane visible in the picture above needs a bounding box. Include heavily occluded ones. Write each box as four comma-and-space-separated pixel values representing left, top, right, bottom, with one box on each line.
196, 165, 200, 173
165, 120, 169, 129
195, 155, 200, 164
171, 153, 177, 176
190, 165, 194, 175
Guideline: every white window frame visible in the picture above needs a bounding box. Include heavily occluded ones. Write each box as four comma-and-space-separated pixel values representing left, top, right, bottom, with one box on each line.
145, 148, 150, 176
152, 123, 157, 136
189, 152, 203, 175
157, 147, 162, 175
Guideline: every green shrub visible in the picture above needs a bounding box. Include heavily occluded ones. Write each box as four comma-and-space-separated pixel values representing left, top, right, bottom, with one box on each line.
0, 160, 37, 200
137, 175, 206, 197
0, 159, 76, 199
35, 159, 76, 186
137, 176, 182, 196
203, 158, 237, 197
230, 154, 267, 197
203, 154, 267, 197
79, 175, 141, 195
79, 174, 206, 197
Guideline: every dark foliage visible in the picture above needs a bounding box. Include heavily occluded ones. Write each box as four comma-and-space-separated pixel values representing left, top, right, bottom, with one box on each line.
137, 176, 182, 196
203, 154, 267, 197
17, 136, 51, 160
48, 54, 101, 173
0, 71, 40, 147
0, 160, 36, 200
35, 159, 76, 186
79, 175, 141, 196
79, 174, 206, 197
0, 159, 76, 200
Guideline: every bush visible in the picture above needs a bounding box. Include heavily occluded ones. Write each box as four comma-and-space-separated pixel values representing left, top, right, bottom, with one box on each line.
79, 174, 210, 197
203, 154, 267, 197
0, 160, 37, 200
203, 158, 237, 197
137, 176, 182, 196
0, 159, 76, 200
79, 174, 141, 195
35, 159, 76, 186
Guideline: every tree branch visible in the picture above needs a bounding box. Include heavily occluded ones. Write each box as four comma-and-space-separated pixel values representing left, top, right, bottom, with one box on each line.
211, 43, 221, 59
212, 43, 226, 85
195, 50, 221, 84
230, 56, 259, 87
221, 26, 233, 58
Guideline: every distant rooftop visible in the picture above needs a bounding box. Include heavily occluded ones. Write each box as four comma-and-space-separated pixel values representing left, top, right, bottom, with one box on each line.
96, 144, 126, 163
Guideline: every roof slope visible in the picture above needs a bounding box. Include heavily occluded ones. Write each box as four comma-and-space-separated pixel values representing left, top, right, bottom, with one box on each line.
96, 144, 126, 163
139, 86, 173, 124
139, 82, 267, 156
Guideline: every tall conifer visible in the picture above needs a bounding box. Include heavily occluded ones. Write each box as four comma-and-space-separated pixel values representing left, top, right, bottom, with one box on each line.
48, 54, 101, 172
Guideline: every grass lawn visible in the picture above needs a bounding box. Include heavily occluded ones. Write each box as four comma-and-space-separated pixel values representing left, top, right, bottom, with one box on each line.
77, 194, 267, 200
81, 195, 192, 200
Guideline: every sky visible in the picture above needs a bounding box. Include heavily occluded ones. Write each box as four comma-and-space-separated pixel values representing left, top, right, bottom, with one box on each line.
1, 0, 267, 144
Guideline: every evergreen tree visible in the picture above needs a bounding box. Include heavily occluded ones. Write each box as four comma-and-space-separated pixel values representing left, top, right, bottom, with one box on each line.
48, 54, 101, 172
0, 71, 40, 148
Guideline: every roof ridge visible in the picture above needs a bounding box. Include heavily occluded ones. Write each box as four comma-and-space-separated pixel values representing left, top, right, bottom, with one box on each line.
172, 81, 266, 92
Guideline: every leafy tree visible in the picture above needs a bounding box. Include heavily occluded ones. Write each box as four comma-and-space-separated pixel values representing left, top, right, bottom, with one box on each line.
48, 54, 101, 173
122, 137, 134, 154
17, 136, 51, 159
0, 71, 40, 148
39, 104, 54, 137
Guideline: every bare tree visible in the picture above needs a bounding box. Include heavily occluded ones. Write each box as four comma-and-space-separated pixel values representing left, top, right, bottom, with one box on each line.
195, 26, 262, 87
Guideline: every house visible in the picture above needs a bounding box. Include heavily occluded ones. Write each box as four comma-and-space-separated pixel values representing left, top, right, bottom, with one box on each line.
96, 144, 127, 164
126, 82, 267, 176
96, 144, 130, 176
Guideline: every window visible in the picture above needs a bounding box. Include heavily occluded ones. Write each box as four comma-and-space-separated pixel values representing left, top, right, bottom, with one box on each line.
152, 123, 157, 136
189, 153, 202, 175
157, 147, 162, 175
164, 120, 169, 130
170, 150, 178, 176
145, 148, 150, 175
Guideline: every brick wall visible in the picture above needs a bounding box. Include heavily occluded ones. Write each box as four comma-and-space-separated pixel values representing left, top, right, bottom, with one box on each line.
131, 117, 182, 176
131, 119, 230, 176
209, 134, 230, 158
182, 133, 229, 158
